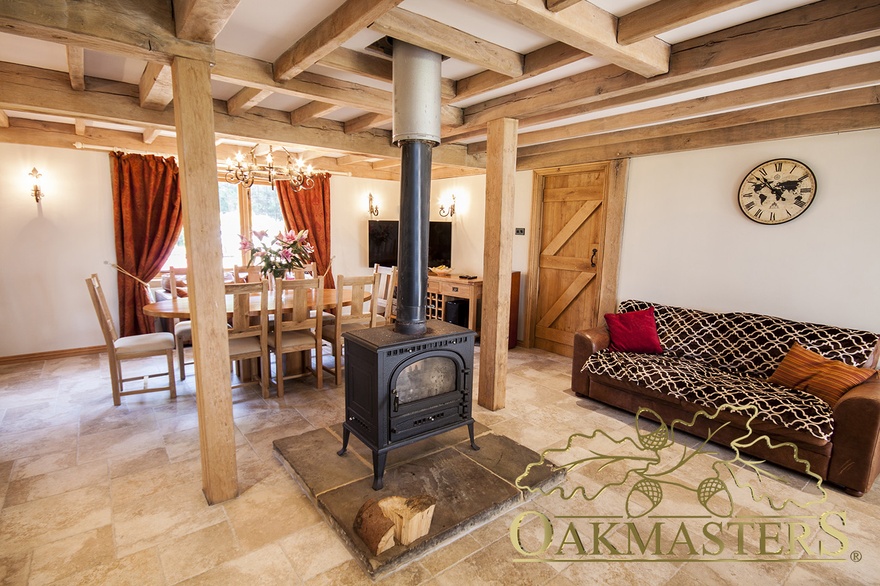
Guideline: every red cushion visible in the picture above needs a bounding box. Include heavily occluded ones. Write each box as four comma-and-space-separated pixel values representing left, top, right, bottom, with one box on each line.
605, 307, 663, 354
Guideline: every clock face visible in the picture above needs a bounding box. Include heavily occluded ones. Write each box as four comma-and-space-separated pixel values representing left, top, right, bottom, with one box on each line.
738, 159, 816, 225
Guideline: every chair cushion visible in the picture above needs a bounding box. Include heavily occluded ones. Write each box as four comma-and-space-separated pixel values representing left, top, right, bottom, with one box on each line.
229, 336, 262, 358
115, 332, 175, 355
268, 330, 317, 352
174, 320, 192, 341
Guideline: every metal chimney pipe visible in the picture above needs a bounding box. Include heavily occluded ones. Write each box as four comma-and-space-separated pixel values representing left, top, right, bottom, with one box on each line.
392, 40, 441, 335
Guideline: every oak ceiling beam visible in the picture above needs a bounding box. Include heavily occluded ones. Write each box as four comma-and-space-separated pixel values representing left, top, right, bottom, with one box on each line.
516, 104, 880, 169
370, 8, 525, 78
226, 87, 273, 116
274, 0, 406, 82
0, 0, 213, 64
66, 46, 85, 91
545, 0, 582, 11
213, 51, 391, 113
371, 158, 401, 170
74, 118, 86, 136
344, 112, 391, 134
454, 42, 587, 102
468, 61, 880, 153
139, 62, 174, 111
0, 60, 481, 168
464, 0, 669, 77
617, 0, 760, 45
290, 101, 339, 125
455, 2, 880, 136
319, 47, 457, 101
172, 0, 242, 42
516, 85, 880, 160
0, 110, 8, 127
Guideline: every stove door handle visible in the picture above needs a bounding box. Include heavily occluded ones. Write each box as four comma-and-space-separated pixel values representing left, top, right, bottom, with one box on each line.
392, 390, 399, 412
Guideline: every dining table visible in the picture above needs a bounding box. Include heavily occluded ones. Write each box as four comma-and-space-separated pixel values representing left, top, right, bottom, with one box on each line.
142, 288, 364, 320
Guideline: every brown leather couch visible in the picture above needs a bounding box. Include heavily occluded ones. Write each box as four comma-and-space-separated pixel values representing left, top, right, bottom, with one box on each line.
572, 301, 880, 496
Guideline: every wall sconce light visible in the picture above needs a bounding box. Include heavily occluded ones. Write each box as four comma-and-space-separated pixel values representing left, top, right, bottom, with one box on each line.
439, 194, 456, 217
368, 193, 379, 217
29, 167, 43, 203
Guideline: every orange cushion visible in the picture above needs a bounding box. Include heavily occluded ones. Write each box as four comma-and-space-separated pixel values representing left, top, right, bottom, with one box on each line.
768, 342, 877, 406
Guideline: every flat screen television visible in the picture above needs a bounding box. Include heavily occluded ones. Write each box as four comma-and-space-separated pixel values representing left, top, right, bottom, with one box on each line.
368, 220, 452, 268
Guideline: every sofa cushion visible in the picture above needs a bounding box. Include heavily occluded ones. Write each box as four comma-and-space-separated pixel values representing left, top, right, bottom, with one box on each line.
617, 300, 878, 380
605, 307, 663, 354
584, 350, 835, 442
768, 342, 877, 406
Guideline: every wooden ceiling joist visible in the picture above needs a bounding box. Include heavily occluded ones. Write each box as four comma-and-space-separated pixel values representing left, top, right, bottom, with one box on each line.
370, 8, 525, 78
0, 0, 213, 64
172, 0, 243, 42
465, 0, 669, 77
139, 62, 174, 111
273, 0, 406, 82
226, 87, 273, 116
468, 61, 880, 154
616, 0, 760, 45
290, 101, 339, 125
66, 46, 85, 91
0, 110, 8, 127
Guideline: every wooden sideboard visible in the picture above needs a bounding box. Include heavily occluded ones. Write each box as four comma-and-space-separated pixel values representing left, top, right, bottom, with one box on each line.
425, 272, 520, 348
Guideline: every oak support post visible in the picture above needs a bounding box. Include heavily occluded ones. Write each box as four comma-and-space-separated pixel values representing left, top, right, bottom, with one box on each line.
478, 117, 518, 411
171, 56, 238, 504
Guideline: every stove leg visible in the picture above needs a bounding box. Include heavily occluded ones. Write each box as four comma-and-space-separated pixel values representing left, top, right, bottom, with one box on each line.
337, 427, 350, 456
468, 422, 480, 451
372, 451, 387, 490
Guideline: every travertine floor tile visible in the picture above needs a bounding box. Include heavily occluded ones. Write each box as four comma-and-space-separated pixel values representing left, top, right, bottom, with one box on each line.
177, 543, 297, 585
278, 520, 353, 581
27, 525, 116, 586
0, 484, 111, 554
158, 521, 241, 584
50, 547, 165, 586
109, 447, 170, 479
4, 459, 108, 507
8, 450, 77, 482
113, 481, 227, 557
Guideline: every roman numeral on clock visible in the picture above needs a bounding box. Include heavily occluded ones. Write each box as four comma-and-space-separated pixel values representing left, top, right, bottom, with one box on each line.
744, 201, 756, 210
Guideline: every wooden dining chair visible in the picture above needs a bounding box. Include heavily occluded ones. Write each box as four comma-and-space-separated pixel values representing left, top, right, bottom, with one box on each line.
168, 266, 192, 380
320, 273, 380, 382
85, 273, 177, 406
291, 261, 317, 280
268, 275, 324, 396
226, 279, 270, 398
233, 264, 262, 283
383, 266, 398, 323
373, 264, 395, 325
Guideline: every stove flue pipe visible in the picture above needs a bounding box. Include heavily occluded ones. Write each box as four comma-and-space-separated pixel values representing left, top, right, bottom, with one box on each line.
392, 40, 441, 335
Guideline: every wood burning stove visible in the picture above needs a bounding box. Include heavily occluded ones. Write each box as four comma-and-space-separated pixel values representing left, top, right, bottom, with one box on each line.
338, 320, 479, 490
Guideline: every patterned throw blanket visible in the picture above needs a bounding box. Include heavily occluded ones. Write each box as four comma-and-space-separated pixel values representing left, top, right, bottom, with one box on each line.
583, 301, 879, 442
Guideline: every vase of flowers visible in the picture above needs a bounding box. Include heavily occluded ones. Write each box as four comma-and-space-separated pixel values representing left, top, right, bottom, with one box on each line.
239, 229, 314, 280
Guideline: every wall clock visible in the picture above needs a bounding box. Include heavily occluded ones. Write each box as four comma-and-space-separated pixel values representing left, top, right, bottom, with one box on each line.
737, 158, 816, 225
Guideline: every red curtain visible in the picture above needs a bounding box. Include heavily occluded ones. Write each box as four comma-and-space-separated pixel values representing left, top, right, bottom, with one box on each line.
276, 173, 335, 288
110, 152, 182, 336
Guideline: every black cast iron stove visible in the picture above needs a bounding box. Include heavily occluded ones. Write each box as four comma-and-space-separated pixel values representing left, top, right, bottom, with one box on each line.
337, 320, 478, 489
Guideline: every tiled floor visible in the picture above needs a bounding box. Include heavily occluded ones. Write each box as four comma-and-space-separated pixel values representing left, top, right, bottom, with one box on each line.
1, 347, 879, 585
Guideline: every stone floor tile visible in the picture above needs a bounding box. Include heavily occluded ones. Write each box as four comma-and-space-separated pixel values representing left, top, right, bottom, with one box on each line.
0, 423, 79, 462
109, 447, 171, 479
158, 521, 241, 584
4, 459, 108, 507
0, 550, 31, 585
8, 450, 77, 482
0, 484, 111, 554
176, 543, 297, 586
278, 520, 353, 581
50, 547, 165, 586
27, 525, 116, 586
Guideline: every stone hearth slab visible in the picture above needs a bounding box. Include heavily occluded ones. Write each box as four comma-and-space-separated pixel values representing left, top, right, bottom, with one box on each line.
274, 426, 563, 579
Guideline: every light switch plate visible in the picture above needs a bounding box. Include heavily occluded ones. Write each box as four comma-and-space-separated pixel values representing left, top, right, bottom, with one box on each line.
515, 227, 525, 235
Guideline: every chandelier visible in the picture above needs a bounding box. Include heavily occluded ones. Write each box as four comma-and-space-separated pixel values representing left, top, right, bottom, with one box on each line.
224, 145, 317, 191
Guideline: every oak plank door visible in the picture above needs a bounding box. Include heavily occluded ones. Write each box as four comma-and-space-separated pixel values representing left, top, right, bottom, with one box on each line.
528, 161, 626, 357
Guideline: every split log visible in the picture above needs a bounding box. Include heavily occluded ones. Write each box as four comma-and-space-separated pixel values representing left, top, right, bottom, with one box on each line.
354, 498, 395, 556
378, 495, 437, 546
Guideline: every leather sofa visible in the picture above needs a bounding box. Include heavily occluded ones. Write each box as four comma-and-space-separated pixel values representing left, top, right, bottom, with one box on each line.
572, 300, 880, 496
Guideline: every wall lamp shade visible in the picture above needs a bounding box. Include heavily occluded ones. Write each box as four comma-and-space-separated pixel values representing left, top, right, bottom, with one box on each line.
439, 194, 455, 217
369, 193, 379, 217
29, 167, 43, 203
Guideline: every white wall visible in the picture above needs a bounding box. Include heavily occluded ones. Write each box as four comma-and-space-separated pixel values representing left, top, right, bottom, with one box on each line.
0, 143, 117, 355
618, 128, 880, 333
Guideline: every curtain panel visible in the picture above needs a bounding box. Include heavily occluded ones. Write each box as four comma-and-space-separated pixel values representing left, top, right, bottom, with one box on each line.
110, 152, 182, 336
276, 173, 335, 288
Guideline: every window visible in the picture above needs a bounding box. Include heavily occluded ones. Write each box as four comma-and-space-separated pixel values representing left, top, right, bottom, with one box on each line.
161, 181, 285, 271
